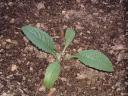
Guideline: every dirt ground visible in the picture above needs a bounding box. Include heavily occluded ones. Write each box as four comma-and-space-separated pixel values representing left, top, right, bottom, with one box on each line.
0, 0, 128, 96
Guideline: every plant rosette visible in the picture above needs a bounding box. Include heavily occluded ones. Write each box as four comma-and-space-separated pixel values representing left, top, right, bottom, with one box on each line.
21, 25, 113, 89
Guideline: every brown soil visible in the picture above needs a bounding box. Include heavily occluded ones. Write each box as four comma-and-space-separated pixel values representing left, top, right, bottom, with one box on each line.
0, 0, 128, 96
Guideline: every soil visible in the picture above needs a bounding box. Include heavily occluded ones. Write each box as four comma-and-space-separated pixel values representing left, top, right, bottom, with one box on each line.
0, 0, 128, 96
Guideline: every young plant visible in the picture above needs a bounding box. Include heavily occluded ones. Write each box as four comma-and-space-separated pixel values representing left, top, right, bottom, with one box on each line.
21, 25, 113, 89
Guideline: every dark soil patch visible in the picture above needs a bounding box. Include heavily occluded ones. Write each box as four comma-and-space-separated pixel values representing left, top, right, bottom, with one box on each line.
0, 0, 128, 96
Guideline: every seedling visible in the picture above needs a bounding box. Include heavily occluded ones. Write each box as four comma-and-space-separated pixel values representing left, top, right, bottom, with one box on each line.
21, 25, 113, 89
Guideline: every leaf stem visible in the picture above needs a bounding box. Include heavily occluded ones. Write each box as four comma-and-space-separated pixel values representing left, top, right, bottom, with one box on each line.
64, 54, 76, 60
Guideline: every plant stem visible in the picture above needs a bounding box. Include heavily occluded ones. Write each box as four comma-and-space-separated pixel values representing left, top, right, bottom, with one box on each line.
61, 46, 67, 56
56, 46, 67, 61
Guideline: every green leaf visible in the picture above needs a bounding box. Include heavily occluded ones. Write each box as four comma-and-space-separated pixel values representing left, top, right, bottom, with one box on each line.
64, 28, 75, 48
74, 50, 113, 72
21, 25, 56, 55
43, 61, 60, 89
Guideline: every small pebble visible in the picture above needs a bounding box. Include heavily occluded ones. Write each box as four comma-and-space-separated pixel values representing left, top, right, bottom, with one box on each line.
6, 39, 11, 43
76, 73, 86, 79
73, 39, 79, 44
62, 10, 66, 15
36, 23, 41, 28
116, 87, 121, 91
4, 15, 8, 19
93, 12, 99, 16
87, 30, 91, 34
75, 24, 84, 30
48, 88, 56, 96
91, 86, 96, 89
0, 83, 4, 89
40, 23, 48, 31
0, 72, 2, 74
124, 82, 128, 85
1, 93, 7, 96
115, 82, 121, 87
38, 85, 46, 92
91, 0, 99, 4
37, 2, 45, 10
121, 93, 128, 96
23, 37, 29, 43
6, 45, 11, 49
0, 49, 4, 52
8, 2, 13, 6
77, 47, 82, 52
10, 18, 15, 24
29, 67, 33, 71
5, 39, 18, 45
76, 0, 81, 3
112, 44, 125, 50
47, 55, 55, 63
11, 64, 18, 71
60, 77, 67, 82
